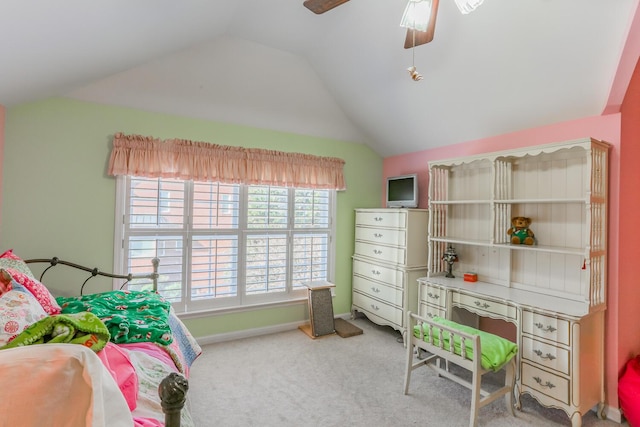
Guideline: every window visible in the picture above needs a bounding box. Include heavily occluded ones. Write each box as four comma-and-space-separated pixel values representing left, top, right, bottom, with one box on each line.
115, 176, 335, 313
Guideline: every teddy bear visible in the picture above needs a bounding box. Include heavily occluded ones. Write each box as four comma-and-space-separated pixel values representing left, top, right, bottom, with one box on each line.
507, 216, 535, 245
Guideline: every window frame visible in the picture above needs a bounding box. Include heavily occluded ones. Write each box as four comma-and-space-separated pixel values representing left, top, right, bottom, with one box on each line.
113, 176, 337, 314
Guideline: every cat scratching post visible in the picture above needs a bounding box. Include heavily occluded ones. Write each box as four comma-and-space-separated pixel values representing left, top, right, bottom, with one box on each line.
299, 281, 335, 338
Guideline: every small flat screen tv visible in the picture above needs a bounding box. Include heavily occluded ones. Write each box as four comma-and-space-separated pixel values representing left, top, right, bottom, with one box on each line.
386, 174, 418, 208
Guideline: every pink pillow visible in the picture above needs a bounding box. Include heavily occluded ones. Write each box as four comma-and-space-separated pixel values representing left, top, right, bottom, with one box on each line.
0, 250, 61, 315
0, 249, 23, 261
0, 284, 48, 346
0, 249, 36, 278
0, 269, 61, 315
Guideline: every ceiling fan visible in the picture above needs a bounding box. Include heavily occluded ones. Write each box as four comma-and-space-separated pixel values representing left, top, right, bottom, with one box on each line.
303, 0, 350, 14
302, 0, 439, 49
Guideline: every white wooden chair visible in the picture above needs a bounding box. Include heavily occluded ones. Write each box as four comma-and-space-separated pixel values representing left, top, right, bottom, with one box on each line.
403, 312, 517, 427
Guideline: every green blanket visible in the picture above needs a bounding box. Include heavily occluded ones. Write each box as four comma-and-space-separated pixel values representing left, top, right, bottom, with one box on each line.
413, 316, 518, 372
57, 290, 172, 346
1, 312, 110, 352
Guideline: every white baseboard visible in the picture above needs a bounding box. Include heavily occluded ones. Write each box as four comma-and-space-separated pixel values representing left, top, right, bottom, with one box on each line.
196, 321, 303, 345
195, 312, 353, 346
605, 406, 624, 424
589, 403, 626, 424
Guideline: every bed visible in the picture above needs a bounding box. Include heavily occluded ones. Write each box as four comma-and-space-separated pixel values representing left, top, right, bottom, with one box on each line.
0, 249, 201, 427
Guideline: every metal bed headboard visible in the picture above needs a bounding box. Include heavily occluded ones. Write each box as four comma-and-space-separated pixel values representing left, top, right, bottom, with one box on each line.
25, 257, 159, 295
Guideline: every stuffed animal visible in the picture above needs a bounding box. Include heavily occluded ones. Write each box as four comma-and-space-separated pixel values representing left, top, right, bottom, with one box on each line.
507, 216, 535, 245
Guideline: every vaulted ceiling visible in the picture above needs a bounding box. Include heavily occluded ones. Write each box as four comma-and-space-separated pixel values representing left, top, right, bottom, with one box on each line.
1, 0, 638, 157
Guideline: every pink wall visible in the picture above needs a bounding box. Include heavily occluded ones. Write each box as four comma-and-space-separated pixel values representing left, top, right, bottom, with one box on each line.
617, 58, 640, 405
383, 114, 623, 409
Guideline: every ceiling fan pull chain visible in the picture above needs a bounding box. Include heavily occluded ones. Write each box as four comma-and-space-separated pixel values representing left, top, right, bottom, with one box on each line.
408, 30, 423, 81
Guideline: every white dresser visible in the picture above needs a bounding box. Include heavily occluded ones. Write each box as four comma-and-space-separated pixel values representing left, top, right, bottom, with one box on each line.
351, 208, 428, 342
420, 138, 609, 426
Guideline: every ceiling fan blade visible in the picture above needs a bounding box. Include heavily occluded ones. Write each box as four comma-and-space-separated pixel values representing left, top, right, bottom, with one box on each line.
404, 28, 434, 48
303, 0, 350, 14
404, 0, 439, 48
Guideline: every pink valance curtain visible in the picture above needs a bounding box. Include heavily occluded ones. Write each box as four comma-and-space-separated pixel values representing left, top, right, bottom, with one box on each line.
108, 132, 346, 190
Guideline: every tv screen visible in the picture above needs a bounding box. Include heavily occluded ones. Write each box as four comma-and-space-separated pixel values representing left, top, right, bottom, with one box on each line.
386, 174, 418, 208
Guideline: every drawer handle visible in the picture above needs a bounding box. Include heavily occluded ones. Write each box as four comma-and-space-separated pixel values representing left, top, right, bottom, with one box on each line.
474, 301, 490, 309
374, 233, 383, 238
533, 349, 556, 361
533, 376, 556, 389
370, 304, 380, 311
534, 322, 557, 333
372, 269, 381, 275
371, 286, 381, 293
428, 292, 440, 300
374, 217, 383, 222
373, 249, 382, 255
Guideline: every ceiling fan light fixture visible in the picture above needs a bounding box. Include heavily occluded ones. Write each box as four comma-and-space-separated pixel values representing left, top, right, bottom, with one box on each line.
454, 0, 485, 14
400, 0, 433, 32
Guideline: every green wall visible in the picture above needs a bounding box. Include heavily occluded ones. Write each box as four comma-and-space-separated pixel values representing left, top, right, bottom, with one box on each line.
2, 97, 383, 337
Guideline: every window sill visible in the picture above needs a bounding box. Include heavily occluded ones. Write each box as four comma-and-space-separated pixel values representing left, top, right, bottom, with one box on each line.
175, 296, 309, 320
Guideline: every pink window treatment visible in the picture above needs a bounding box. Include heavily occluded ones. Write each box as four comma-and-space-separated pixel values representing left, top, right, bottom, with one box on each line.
108, 133, 346, 190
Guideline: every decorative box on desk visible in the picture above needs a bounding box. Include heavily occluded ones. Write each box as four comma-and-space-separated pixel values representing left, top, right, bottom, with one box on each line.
463, 272, 478, 282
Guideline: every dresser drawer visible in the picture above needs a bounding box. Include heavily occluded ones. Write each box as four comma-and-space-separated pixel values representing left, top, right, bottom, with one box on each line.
353, 258, 403, 288
452, 293, 517, 322
355, 226, 407, 247
521, 362, 570, 405
356, 210, 407, 229
353, 292, 403, 326
522, 311, 570, 346
420, 283, 446, 308
352, 275, 403, 306
522, 336, 570, 375
419, 302, 446, 320
354, 241, 406, 265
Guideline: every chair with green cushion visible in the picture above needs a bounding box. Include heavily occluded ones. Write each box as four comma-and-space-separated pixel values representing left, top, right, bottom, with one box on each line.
403, 312, 518, 427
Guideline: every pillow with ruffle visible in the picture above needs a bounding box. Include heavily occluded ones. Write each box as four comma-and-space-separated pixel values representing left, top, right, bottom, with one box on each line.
0, 279, 48, 347
0, 249, 36, 278
0, 268, 61, 315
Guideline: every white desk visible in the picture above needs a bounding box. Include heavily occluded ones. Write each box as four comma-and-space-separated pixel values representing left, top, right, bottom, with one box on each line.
418, 276, 606, 427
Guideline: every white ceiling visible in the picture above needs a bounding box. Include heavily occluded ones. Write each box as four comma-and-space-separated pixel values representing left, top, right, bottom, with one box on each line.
1, 0, 637, 157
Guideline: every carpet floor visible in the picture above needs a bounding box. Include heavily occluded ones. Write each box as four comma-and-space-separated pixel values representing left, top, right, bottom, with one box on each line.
188, 316, 623, 427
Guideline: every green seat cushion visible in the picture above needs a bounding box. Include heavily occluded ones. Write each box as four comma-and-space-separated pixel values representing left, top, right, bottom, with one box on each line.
413, 316, 518, 372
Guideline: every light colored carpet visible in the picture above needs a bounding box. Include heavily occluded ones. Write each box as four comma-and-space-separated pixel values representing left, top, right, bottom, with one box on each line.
188, 316, 621, 427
